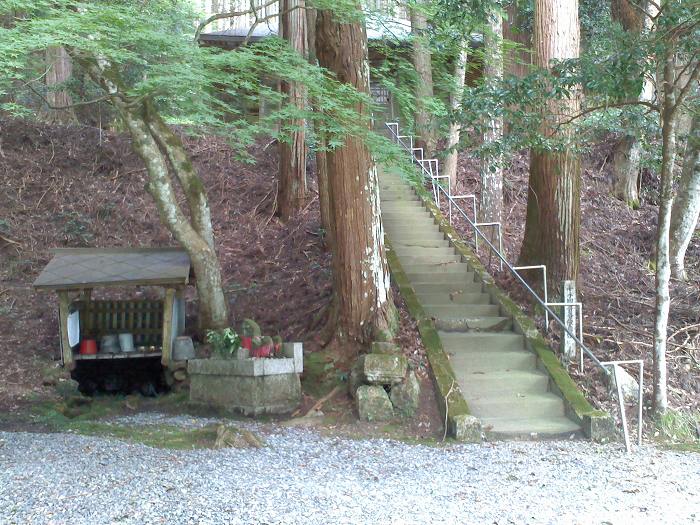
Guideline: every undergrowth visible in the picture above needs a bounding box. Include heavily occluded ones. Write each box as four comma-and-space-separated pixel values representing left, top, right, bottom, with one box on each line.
654, 409, 700, 452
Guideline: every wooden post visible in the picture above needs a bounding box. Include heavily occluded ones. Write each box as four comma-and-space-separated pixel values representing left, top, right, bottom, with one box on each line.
175, 287, 185, 335
161, 288, 176, 367
560, 280, 577, 365
57, 291, 75, 370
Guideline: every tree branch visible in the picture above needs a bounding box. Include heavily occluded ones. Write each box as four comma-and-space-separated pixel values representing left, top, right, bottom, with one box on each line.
556, 99, 659, 128
194, 0, 279, 41
26, 81, 110, 110
670, 59, 700, 119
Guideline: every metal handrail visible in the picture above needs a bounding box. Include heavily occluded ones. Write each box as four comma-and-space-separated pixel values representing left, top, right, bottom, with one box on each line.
384, 122, 609, 375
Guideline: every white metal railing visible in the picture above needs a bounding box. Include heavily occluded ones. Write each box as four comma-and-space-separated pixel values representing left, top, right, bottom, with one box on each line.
384, 121, 644, 452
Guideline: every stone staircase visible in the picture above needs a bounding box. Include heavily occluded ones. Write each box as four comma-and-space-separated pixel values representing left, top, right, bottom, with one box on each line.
380, 168, 583, 439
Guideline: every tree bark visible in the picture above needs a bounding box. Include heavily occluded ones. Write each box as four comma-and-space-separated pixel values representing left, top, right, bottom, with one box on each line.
443, 41, 468, 190
652, 49, 678, 414
669, 114, 700, 281
44, 46, 76, 124
78, 56, 229, 332
410, 3, 436, 156
502, 3, 531, 79
315, 8, 395, 343
609, 0, 649, 207
121, 103, 229, 332
518, 0, 582, 291
480, 11, 504, 240
278, 0, 308, 220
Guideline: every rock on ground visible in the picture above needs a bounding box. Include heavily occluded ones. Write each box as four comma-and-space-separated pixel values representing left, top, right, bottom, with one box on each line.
0, 417, 698, 525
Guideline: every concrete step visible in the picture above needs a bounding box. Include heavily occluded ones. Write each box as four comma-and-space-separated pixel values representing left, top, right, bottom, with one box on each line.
480, 416, 582, 439
399, 254, 462, 264
381, 191, 418, 199
383, 210, 429, 217
386, 233, 447, 243
405, 272, 475, 284
434, 316, 513, 331
382, 204, 426, 212
400, 262, 470, 274
424, 304, 501, 317
460, 370, 550, 397
384, 219, 438, 229
448, 350, 537, 372
417, 292, 492, 305
390, 239, 450, 249
438, 331, 526, 352
468, 392, 566, 419
423, 303, 499, 316
411, 282, 484, 294
392, 246, 457, 257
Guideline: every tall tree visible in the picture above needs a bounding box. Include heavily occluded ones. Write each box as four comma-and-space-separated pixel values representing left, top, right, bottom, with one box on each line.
410, 1, 437, 156
306, 6, 334, 247
443, 40, 468, 190
669, 113, 700, 281
44, 46, 76, 123
503, 2, 531, 78
480, 10, 504, 239
278, 0, 308, 220
315, 7, 395, 343
609, 0, 650, 208
518, 0, 582, 290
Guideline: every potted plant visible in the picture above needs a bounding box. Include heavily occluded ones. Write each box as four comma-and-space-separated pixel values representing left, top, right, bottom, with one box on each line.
205, 327, 241, 359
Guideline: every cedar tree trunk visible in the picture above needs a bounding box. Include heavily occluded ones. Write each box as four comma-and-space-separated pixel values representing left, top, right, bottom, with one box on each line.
444, 41, 468, 190
609, 0, 649, 207
410, 3, 436, 156
480, 11, 504, 239
315, 8, 395, 343
518, 0, 582, 291
503, 3, 531, 78
44, 46, 76, 123
278, 0, 308, 219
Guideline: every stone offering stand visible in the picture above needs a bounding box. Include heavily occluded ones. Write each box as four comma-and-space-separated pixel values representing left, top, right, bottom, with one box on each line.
349, 342, 420, 421
188, 343, 303, 416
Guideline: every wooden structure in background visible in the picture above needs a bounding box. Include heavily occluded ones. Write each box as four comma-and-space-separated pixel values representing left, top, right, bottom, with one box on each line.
33, 248, 190, 370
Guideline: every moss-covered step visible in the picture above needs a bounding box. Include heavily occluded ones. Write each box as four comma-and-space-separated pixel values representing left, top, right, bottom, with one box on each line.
379, 164, 614, 441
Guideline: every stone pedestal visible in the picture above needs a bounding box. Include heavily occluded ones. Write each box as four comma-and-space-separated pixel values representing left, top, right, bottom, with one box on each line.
188, 342, 303, 416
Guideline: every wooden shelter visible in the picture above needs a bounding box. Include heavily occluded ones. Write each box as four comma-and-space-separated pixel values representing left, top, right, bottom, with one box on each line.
33, 248, 190, 370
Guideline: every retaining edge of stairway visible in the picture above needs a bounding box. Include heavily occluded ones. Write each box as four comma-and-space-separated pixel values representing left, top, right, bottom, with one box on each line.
386, 242, 483, 442
384, 168, 617, 442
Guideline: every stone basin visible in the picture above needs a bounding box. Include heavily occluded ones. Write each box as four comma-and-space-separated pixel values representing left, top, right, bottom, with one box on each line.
188, 343, 303, 416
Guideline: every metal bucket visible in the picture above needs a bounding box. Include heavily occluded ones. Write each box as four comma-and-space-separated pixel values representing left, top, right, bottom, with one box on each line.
172, 336, 195, 361
119, 333, 135, 353
100, 334, 120, 353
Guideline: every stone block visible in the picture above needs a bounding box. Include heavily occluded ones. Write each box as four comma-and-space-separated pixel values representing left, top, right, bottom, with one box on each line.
390, 371, 420, 417
450, 414, 482, 442
604, 365, 639, 404
262, 358, 295, 376
356, 385, 394, 422
235, 348, 250, 360
370, 342, 401, 355
189, 372, 301, 416
362, 354, 407, 385
282, 342, 304, 373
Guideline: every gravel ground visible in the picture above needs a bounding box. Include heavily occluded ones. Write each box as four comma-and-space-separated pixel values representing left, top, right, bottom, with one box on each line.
0, 414, 698, 525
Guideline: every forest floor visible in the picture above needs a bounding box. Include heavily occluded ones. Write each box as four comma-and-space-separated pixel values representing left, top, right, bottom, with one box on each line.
0, 118, 698, 442
444, 142, 700, 420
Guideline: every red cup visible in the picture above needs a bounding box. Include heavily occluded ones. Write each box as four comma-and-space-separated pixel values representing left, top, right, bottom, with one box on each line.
79, 339, 98, 355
